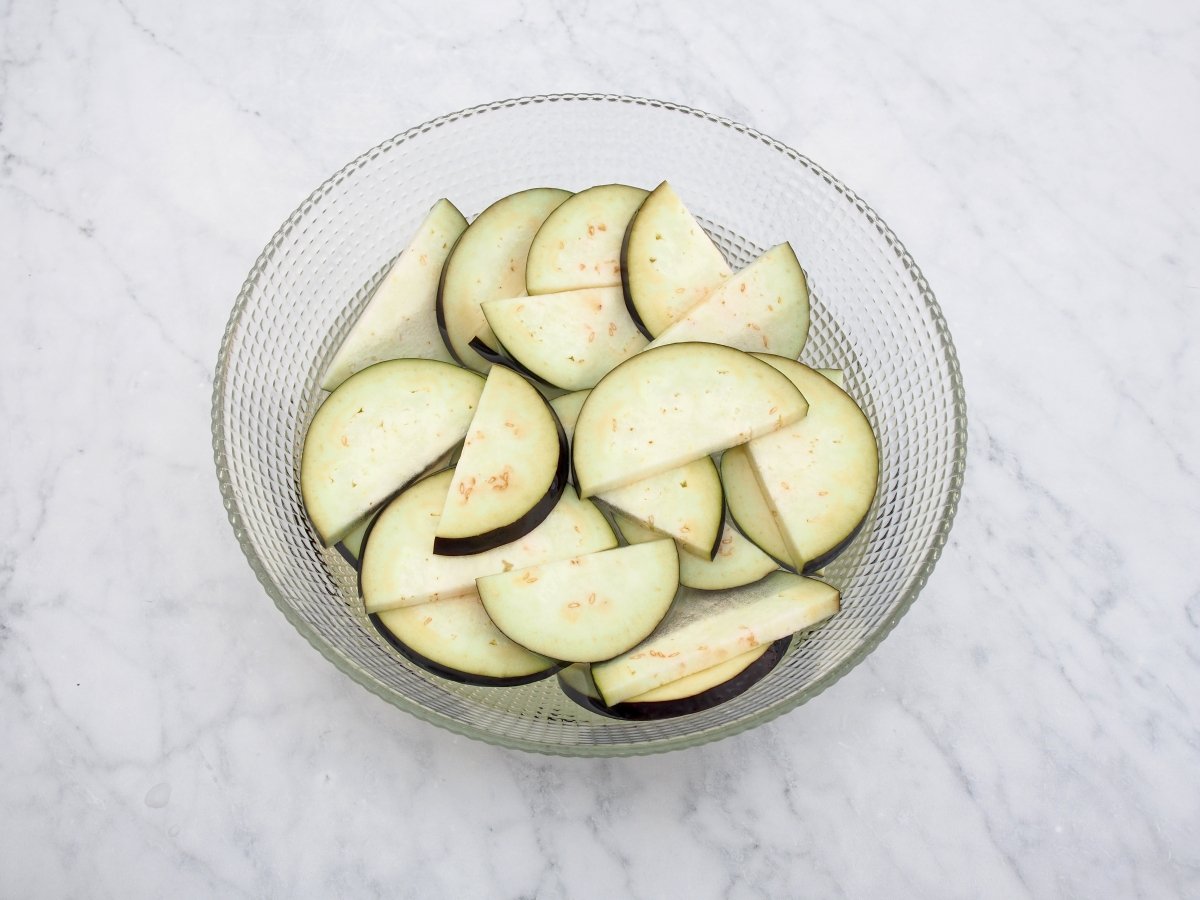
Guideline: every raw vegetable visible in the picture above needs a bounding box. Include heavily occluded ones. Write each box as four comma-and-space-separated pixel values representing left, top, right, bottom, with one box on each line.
621, 181, 731, 337
321, 199, 467, 390
481, 287, 647, 390
591, 572, 839, 705
644, 242, 809, 359
361, 469, 616, 613
572, 342, 809, 497
526, 184, 648, 294
374, 591, 559, 685
438, 188, 571, 372
434, 366, 567, 556
744, 355, 879, 571
300, 359, 484, 545
477, 541, 679, 663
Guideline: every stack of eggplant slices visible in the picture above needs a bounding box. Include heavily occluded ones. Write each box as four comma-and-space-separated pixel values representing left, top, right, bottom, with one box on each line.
300, 182, 879, 719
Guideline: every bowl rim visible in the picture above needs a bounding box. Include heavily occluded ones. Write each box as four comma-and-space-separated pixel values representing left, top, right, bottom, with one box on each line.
211, 92, 968, 757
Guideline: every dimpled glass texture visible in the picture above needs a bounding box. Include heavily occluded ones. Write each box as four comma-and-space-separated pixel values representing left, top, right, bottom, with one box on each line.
212, 94, 966, 756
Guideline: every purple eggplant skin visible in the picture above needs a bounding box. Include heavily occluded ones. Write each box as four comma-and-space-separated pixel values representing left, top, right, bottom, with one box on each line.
618, 192, 656, 340
431, 379, 569, 557
335, 541, 360, 569
467, 336, 559, 392
557, 636, 792, 721
707, 484, 728, 562
802, 515, 870, 574
369, 613, 564, 688
435, 229, 470, 365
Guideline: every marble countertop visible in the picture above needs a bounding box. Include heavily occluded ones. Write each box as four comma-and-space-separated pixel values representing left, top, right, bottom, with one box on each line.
3, 0, 1197, 896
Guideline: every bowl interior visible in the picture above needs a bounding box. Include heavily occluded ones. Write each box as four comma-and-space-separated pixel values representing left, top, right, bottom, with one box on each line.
213, 95, 965, 755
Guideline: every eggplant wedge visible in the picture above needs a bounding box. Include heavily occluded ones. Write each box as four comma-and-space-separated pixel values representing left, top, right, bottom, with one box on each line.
621, 181, 731, 337
644, 243, 810, 359
335, 515, 373, 568
361, 469, 615, 613
481, 286, 647, 390
526, 184, 648, 294
549, 389, 590, 442
815, 368, 844, 388
321, 199, 467, 391
552, 387, 725, 556
614, 513, 778, 591
557, 637, 790, 720
572, 343, 808, 497
721, 368, 848, 570
625, 644, 770, 702
477, 540, 679, 663
744, 356, 879, 571
300, 359, 484, 546
591, 572, 839, 705
437, 187, 571, 372
599, 456, 724, 559
721, 445, 796, 571
334, 442, 462, 568
434, 366, 567, 556
373, 591, 559, 686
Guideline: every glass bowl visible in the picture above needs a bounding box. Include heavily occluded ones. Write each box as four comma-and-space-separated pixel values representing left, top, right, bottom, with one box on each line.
212, 94, 966, 756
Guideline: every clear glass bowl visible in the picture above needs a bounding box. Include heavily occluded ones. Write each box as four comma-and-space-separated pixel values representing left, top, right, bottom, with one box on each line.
212, 94, 966, 756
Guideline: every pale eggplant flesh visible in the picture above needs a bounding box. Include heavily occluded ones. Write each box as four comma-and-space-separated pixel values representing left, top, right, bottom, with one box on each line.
571, 342, 809, 498
433, 366, 570, 557
436, 187, 572, 372
370, 607, 562, 687
556, 637, 791, 720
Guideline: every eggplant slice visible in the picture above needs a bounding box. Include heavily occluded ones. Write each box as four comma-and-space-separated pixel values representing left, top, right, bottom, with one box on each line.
434, 366, 568, 556
526, 183, 649, 294
300, 359, 484, 546
621, 181, 731, 337
321, 198, 467, 391
557, 638, 791, 721
437, 187, 571, 372
361, 469, 616, 613
572, 343, 809, 497
744, 355, 879, 572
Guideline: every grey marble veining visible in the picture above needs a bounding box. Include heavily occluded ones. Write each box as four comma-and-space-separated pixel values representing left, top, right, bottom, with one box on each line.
2, 0, 1198, 897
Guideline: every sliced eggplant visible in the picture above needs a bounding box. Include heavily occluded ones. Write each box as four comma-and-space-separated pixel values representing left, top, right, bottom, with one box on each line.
477, 541, 679, 663
335, 515, 373, 568
599, 456, 724, 559
621, 181, 731, 337
437, 188, 571, 372
720, 368, 847, 571
614, 513, 778, 591
525, 184, 649, 294
572, 343, 809, 497
745, 355, 879, 571
555, 388, 722, 554
721, 445, 796, 571
300, 359, 484, 545
434, 366, 567, 555
557, 637, 790, 720
321, 199, 467, 391
481, 287, 648, 390
334, 446, 458, 568
362, 469, 615, 613
551, 375, 838, 451
815, 368, 845, 388
590, 572, 840, 705
548, 390, 590, 444
625, 644, 770, 702
466, 334, 554, 389
644, 243, 810, 359
373, 591, 559, 685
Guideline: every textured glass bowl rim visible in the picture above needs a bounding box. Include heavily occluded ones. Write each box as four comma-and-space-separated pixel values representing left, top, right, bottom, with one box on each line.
211, 93, 968, 757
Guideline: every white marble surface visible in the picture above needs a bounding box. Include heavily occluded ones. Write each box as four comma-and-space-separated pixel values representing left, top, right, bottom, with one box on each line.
3, 0, 1198, 896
